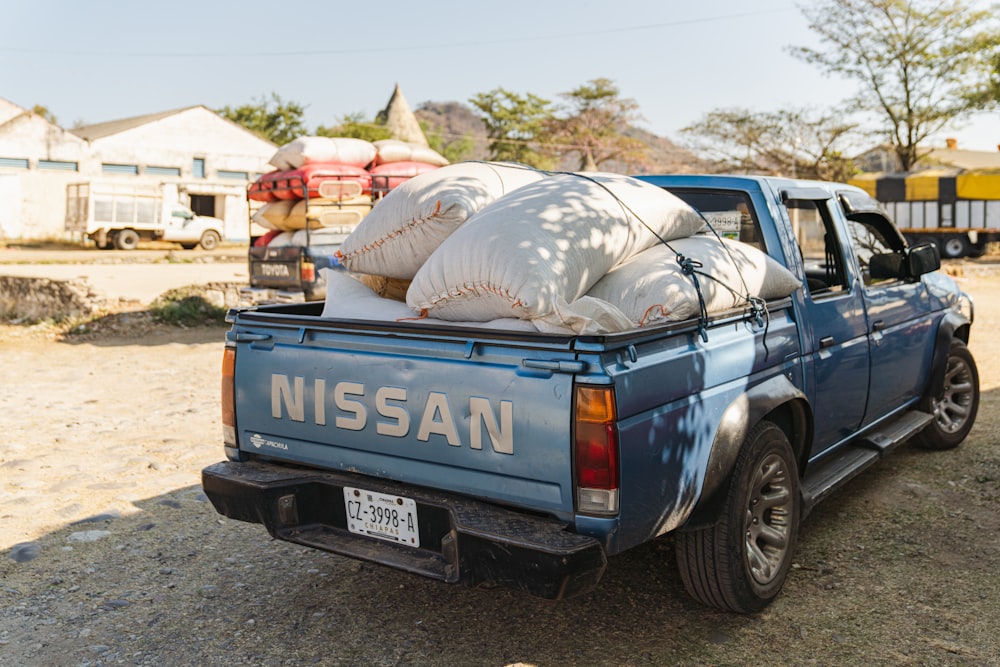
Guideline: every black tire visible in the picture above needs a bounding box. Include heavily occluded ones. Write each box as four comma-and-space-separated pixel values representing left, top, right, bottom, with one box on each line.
913, 340, 979, 450
676, 420, 800, 613
115, 229, 140, 250
940, 235, 969, 259
179, 243, 198, 250
199, 230, 221, 251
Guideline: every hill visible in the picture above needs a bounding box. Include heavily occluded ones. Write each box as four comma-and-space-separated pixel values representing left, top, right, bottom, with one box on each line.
415, 101, 709, 173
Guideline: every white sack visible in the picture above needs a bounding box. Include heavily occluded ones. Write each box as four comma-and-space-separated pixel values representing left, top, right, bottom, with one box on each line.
406, 172, 707, 323
320, 270, 537, 331
266, 231, 296, 248
269, 136, 377, 171
290, 229, 352, 247
374, 139, 449, 166
336, 162, 547, 278
585, 236, 802, 327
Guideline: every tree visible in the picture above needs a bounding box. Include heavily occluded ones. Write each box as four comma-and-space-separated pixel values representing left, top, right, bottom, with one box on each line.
317, 112, 393, 142
217, 93, 307, 146
31, 105, 57, 125
469, 88, 555, 169
789, 0, 997, 171
682, 107, 858, 181
546, 78, 647, 172
422, 124, 476, 164
967, 52, 1000, 108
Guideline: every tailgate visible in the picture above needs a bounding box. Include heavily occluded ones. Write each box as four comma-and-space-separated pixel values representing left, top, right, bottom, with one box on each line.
248, 245, 304, 289
230, 319, 579, 517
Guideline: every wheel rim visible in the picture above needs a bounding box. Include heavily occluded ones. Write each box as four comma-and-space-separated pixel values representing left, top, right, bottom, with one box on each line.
931, 356, 975, 434
943, 238, 965, 257
744, 453, 794, 586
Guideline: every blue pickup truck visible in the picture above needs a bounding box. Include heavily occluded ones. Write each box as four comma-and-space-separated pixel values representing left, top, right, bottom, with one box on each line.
203, 174, 978, 613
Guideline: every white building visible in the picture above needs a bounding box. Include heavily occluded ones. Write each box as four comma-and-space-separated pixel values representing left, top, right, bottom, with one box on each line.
0, 99, 276, 242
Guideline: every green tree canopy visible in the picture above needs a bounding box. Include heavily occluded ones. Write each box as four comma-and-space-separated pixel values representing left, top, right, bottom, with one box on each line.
789, 0, 998, 171
217, 93, 307, 146
682, 107, 858, 181
317, 112, 393, 142
423, 124, 476, 164
469, 88, 555, 169
546, 78, 647, 171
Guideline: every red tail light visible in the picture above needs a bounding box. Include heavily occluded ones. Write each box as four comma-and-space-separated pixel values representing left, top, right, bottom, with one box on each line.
300, 261, 316, 283
574, 386, 619, 515
221, 346, 237, 448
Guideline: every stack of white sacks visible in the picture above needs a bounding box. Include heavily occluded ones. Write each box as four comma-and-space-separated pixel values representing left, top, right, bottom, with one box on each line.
324, 162, 802, 334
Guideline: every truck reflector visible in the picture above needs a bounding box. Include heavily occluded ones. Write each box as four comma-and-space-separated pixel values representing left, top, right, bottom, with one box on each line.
574, 386, 620, 515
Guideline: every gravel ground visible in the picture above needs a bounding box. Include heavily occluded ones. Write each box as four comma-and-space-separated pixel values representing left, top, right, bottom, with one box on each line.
1, 259, 999, 667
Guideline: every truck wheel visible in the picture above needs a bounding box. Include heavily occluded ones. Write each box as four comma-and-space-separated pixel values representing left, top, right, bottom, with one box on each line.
115, 229, 140, 250
940, 235, 969, 259
199, 230, 221, 251
675, 420, 800, 613
913, 340, 979, 450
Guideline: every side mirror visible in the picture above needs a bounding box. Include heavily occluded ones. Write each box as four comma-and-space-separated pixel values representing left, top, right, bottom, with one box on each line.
869, 252, 905, 280
906, 243, 941, 278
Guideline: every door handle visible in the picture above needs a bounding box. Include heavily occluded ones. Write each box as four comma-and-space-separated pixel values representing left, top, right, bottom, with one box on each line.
872, 320, 885, 333
819, 336, 835, 349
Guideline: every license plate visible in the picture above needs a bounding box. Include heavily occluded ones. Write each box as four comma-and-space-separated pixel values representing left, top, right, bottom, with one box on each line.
343, 487, 420, 548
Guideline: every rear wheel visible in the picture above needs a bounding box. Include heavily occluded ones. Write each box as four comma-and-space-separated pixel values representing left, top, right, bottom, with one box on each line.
199, 230, 221, 251
115, 229, 140, 250
676, 420, 800, 613
940, 235, 970, 259
913, 340, 979, 450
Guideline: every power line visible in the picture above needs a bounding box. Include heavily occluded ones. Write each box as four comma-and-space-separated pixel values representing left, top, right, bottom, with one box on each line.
0, 8, 794, 59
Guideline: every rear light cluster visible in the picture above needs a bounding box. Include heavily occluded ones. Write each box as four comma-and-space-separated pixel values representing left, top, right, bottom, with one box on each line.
300, 261, 316, 283
574, 386, 620, 516
221, 345, 238, 453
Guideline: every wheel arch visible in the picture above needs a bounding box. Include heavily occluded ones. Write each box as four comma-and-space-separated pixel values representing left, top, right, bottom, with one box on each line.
926, 311, 972, 402
681, 375, 812, 530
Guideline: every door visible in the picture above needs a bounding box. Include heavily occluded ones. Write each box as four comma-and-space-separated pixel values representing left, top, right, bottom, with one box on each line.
843, 207, 937, 423
786, 194, 871, 455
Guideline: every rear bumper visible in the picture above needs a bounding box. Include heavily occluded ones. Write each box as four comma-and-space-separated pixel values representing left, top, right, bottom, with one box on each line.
202, 460, 607, 600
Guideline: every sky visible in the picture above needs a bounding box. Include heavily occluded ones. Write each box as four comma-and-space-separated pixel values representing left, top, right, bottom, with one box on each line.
3, 0, 999, 153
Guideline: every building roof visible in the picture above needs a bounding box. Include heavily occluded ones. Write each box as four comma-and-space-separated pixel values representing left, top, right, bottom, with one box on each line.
68, 106, 205, 141
923, 146, 1000, 171
855, 139, 1000, 174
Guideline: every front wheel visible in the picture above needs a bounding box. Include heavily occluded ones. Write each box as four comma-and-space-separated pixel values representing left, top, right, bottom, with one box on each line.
676, 420, 800, 613
913, 340, 979, 450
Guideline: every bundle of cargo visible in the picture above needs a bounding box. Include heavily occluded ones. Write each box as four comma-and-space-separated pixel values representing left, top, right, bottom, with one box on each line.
324, 164, 802, 334
251, 197, 373, 233
249, 136, 378, 233
369, 139, 448, 193
335, 161, 548, 277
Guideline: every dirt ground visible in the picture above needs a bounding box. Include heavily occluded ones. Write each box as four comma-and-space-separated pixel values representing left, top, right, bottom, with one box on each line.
1, 257, 999, 666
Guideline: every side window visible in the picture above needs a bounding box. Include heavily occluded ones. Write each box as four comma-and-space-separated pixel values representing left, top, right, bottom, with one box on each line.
847, 213, 906, 288
789, 200, 850, 297
664, 189, 764, 250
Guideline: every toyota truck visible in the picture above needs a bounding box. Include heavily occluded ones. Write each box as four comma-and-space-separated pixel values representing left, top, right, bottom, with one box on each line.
202, 174, 978, 613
